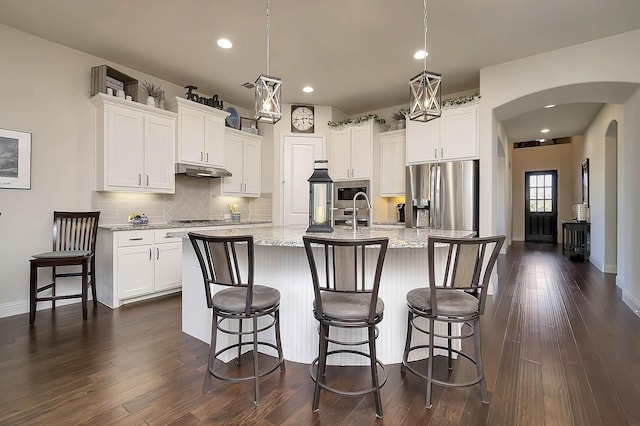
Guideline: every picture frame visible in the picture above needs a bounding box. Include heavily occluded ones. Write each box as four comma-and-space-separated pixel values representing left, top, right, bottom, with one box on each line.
581, 158, 589, 206
0, 128, 32, 190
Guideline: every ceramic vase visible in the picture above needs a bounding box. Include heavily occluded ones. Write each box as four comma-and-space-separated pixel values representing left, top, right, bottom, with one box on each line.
146, 96, 155, 106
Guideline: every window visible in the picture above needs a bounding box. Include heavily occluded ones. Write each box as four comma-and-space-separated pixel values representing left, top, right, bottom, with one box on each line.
529, 173, 553, 213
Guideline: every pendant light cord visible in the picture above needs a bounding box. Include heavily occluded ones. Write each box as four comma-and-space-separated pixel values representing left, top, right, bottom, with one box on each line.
423, 0, 428, 72
266, 0, 270, 75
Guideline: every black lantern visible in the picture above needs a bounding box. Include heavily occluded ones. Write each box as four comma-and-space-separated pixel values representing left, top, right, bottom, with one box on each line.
307, 160, 333, 233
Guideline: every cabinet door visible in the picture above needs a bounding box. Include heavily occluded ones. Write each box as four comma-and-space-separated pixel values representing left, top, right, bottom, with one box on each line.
380, 132, 406, 196
350, 125, 372, 179
406, 118, 439, 164
117, 245, 154, 299
154, 242, 182, 291
440, 104, 478, 160
332, 128, 351, 180
242, 138, 261, 195
144, 115, 175, 191
203, 114, 225, 167
107, 105, 144, 188
178, 107, 204, 164
223, 133, 244, 194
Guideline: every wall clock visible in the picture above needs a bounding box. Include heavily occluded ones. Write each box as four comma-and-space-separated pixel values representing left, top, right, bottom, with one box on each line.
291, 105, 315, 133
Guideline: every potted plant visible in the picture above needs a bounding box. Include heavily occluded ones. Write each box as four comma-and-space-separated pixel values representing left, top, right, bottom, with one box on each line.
391, 108, 409, 129
141, 80, 163, 107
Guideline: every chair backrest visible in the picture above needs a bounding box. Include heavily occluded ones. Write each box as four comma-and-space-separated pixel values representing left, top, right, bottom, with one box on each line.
188, 232, 254, 314
303, 236, 389, 323
427, 235, 505, 316
52, 211, 101, 253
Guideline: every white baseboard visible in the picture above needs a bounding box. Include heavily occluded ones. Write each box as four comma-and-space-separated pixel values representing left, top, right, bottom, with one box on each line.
622, 286, 640, 318
603, 264, 618, 274
0, 297, 85, 319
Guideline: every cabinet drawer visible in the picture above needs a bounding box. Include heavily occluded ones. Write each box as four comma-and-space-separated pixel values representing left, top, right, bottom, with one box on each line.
117, 230, 153, 247
154, 229, 183, 243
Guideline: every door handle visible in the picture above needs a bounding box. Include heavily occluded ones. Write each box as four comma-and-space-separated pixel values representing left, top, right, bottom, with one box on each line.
149, 248, 152, 260
201, 152, 204, 162
434, 148, 437, 159
206, 153, 209, 162
156, 247, 159, 260
146, 175, 149, 186
441, 147, 443, 158
138, 174, 142, 185
129, 237, 144, 241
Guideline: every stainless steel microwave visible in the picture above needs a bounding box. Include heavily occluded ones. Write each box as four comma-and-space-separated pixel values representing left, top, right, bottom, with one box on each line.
334, 180, 370, 208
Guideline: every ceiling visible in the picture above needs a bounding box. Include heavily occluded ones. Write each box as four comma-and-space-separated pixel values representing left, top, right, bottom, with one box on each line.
1, 0, 640, 142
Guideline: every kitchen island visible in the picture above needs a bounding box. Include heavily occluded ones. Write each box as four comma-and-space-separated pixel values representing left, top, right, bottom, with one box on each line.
172, 225, 475, 365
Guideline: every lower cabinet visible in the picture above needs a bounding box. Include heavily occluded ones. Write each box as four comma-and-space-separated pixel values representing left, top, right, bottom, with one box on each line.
97, 228, 182, 307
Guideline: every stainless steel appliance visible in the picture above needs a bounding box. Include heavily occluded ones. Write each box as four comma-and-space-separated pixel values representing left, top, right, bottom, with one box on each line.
333, 180, 371, 227
397, 203, 406, 223
406, 160, 479, 232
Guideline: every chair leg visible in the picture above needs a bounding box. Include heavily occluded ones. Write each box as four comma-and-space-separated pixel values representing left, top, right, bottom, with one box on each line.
81, 260, 88, 320
252, 317, 260, 406
204, 311, 218, 393
426, 318, 435, 409
401, 310, 413, 373
368, 326, 383, 418
29, 263, 37, 324
90, 259, 98, 307
447, 322, 453, 371
274, 310, 286, 372
473, 319, 489, 404
313, 322, 327, 412
51, 266, 56, 311
237, 318, 243, 366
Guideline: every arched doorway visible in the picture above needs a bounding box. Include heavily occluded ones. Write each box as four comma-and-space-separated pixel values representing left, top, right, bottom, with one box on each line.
604, 120, 618, 274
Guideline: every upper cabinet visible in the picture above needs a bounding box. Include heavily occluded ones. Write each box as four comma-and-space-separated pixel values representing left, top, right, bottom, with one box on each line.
92, 93, 176, 193
379, 130, 406, 196
168, 97, 228, 168
406, 102, 478, 164
213, 128, 262, 197
331, 121, 374, 181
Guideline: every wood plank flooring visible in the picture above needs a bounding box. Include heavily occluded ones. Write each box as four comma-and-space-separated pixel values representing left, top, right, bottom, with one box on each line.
1, 242, 639, 425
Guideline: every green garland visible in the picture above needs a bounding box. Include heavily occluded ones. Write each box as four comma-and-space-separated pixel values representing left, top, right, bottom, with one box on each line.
442, 93, 480, 107
328, 114, 386, 128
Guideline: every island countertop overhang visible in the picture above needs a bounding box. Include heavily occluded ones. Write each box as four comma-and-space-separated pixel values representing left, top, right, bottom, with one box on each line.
167, 225, 475, 249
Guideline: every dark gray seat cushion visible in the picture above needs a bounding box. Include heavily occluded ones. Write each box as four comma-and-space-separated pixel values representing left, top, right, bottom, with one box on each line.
315, 292, 384, 322
212, 285, 280, 313
407, 288, 479, 317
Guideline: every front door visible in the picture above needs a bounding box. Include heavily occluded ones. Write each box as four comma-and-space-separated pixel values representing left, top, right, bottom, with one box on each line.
525, 170, 557, 243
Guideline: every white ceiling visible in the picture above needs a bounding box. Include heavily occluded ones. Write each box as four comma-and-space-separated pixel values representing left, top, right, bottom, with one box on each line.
1, 0, 639, 141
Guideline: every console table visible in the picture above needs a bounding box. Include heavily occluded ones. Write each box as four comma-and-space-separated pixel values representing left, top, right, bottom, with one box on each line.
562, 221, 590, 260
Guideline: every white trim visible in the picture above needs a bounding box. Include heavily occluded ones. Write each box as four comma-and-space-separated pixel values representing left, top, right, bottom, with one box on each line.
603, 264, 617, 274
0, 297, 83, 319
622, 285, 640, 318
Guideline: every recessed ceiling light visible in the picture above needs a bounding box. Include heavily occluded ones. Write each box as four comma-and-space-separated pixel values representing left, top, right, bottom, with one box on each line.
303, 86, 314, 93
217, 38, 232, 49
541, 128, 550, 133
544, 104, 556, 108
413, 50, 428, 60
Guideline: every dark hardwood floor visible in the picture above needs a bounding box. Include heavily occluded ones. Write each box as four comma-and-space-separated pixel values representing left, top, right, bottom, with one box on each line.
1, 242, 639, 425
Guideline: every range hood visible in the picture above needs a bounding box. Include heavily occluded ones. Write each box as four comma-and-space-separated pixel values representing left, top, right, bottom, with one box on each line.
175, 163, 232, 178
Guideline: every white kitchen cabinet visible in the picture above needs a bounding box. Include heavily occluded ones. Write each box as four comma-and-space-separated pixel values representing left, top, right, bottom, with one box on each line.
92, 93, 176, 193
331, 121, 373, 181
380, 130, 406, 196
406, 102, 478, 164
169, 97, 228, 168
215, 128, 261, 197
97, 228, 183, 307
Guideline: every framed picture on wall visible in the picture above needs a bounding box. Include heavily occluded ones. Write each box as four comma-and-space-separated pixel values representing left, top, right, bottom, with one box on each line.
0, 128, 32, 190
581, 158, 589, 206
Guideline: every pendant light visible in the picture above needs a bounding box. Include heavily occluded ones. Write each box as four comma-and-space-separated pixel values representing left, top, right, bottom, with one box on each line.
255, 0, 282, 123
409, 0, 441, 122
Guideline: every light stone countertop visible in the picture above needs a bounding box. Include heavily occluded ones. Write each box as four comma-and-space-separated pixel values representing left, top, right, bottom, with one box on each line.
168, 225, 475, 249
98, 220, 271, 232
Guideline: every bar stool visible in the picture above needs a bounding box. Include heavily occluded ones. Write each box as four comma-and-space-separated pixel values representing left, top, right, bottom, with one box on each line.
188, 232, 285, 406
401, 235, 505, 409
29, 211, 100, 324
302, 235, 389, 418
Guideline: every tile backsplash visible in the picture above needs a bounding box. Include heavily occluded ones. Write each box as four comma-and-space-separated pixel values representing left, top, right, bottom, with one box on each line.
92, 175, 272, 225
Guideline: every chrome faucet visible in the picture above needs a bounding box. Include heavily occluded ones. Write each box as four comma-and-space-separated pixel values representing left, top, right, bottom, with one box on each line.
352, 191, 372, 230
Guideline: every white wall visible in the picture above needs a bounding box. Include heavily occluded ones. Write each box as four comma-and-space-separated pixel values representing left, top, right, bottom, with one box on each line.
480, 29, 640, 314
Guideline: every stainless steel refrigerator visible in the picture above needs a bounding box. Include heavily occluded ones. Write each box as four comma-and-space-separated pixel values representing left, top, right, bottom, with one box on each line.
405, 160, 479, 232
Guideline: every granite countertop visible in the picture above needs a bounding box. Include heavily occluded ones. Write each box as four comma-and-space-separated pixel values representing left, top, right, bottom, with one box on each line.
99, 220, 271, 232
168, 225, 474, 249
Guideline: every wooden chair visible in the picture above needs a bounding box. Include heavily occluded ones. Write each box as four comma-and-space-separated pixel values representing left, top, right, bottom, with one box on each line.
188, 232, 285, 406
29, 211, 101, 324
302, 235, 389, 418
401, 235, 505, 409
